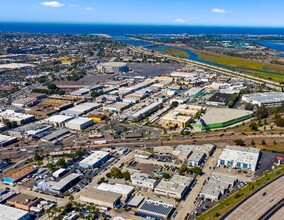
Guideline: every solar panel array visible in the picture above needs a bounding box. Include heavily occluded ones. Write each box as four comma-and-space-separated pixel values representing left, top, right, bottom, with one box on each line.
139, 200, 173, 216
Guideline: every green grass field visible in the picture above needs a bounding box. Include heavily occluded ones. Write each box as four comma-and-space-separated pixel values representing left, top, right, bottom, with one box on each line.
197, 165, 284, 220
163, 48, 189, 58
195, 51, 284, 83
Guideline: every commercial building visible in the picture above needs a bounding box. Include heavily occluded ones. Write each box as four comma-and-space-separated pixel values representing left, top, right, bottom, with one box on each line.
131, 173, 159, 190
0, 134, 17, 147
188, 151, 206, 167
96, 183, 134, 202
3, 165, 37, 185
80, 188, 121, 208
61, 102, 101, 117
206, 93, 232, 106
35, 173, 81, 194
218, 145, 260, 171
154, 175, 193, 199
136, 200, 175, 219
173, 145, 195, 161
0, 109, 35, 126
195, 108, 253, 130
41, 128, 70, 142
45, 115, 74, 127
242, 92, 284, 107
0, 204, 30, 220
160, 105, 203, 128
79, 151, 110, 169
65, 117, 94, 130
7, 194, 42, 211
200, 174, 236, 201
97, 62, 129, 74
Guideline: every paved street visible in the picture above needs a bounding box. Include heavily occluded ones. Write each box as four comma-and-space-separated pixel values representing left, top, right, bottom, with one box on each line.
175, 148, 223, 220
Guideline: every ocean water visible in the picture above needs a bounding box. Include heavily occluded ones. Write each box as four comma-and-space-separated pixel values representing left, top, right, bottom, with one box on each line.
0, 22, 284, 35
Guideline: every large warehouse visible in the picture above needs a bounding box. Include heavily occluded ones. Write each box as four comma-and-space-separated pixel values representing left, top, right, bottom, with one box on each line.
242, 92, 284, 107
0, 109, 35, 126
35, 173, 81, 194
79, 151, 110, 169
195, 108, 253, 130
0, 204, 30, 220
61, 102, 101, 117
96, 183, 134, 202
80, 188, 122, 208
45, 115, 74, 127
65, 117, 94, 130
218, 145, 260, 171
97, 62, 129, 74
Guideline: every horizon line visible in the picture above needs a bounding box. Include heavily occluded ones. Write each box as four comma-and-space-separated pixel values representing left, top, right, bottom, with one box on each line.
0, 21, 284, 28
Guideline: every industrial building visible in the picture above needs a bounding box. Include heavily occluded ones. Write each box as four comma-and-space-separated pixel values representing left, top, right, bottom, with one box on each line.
154, 175, 193, 199
79, 151, 110, 169
131, 172, 159, 190
206, 93, 232, 106
195, 108, 253, 130
200, 174, 236, 201
160, 105, 203, 128
80, 188, 121, 208
0, 134, 17, 147
0, 204, 30, 220
41, 128, 70, 142
61, 102, 101, 117
65, 117, 94, 130
0, 109, 35, 126
96, 183, 134, 202
3, 165, 37, 185
218, 145, 260, 171
131, 101, 162, 121
7, 194, 42, 211
35, 173, 81, 194
173, 145, 195, 161
45, 115, 74, 127
242, 92, 284, 107
97, 62, 129, 74
187, 151, 206, 167
136, 200, 175, 219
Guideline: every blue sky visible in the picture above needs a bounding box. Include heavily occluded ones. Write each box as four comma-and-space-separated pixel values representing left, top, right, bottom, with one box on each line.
1, 0, 284, 26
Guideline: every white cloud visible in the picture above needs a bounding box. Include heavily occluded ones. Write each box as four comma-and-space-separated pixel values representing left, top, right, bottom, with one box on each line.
86, 7, 94, 11
174, 18, 187, 23
211, 8, 230, 14
68, 4, 79, 7
41, 1, 65, 7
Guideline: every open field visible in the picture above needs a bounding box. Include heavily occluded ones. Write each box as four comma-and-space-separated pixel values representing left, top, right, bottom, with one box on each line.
163, 47, 190, 58
194, 51, 284, 83
196, 165, 284, 220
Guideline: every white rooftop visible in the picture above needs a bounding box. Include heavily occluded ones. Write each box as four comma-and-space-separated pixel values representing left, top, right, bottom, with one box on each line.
45, 115, 74, 124
65, 117, 93, 125
0, 204, 29, 220
219, 145, 260, 170
96, 182, 134, 196
79, 151, 109, 166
